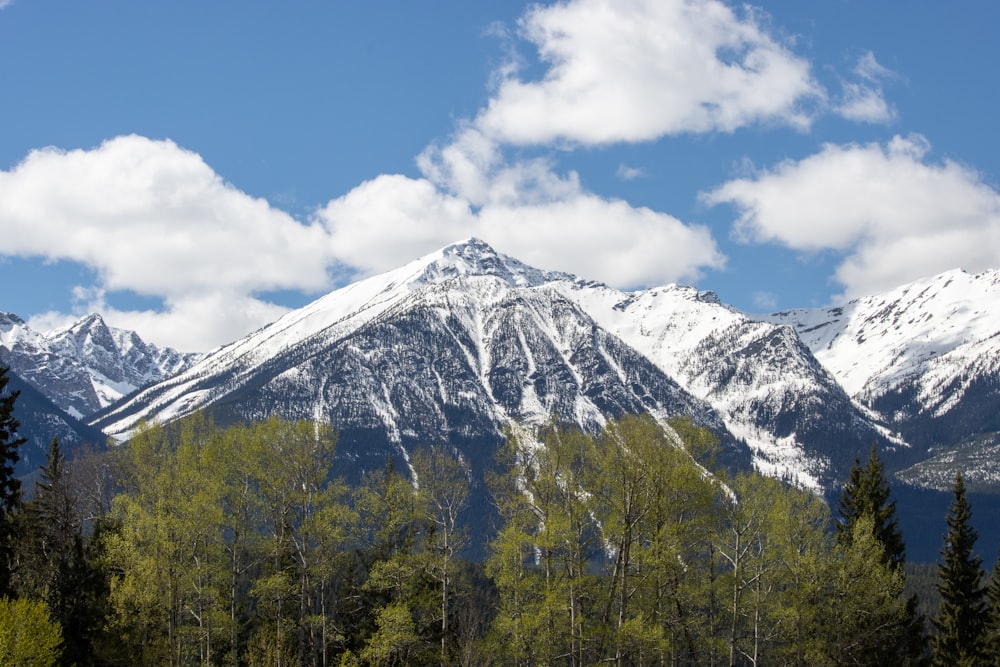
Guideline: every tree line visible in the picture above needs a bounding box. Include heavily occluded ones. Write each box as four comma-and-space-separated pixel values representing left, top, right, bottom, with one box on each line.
0, 363, 999, 665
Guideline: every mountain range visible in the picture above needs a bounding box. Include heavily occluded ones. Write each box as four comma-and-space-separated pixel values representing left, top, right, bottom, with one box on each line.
4, 239, 1000, 558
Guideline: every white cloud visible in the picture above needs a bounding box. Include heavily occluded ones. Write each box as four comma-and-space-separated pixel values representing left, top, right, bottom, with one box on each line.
616, 164, 645, 181
316, 174, 477, 277
0, 135, 332, 350
752, 291, 778, 311
703, 134, 1000, 299
476, 0, 822, 145
478, 196, 724, 288
834, 52, 896, 123
316, 171, 724, 289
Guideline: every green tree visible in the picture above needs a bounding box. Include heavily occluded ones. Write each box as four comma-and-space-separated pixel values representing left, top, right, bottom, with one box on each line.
0, 596, 63, 666
933, 472, 987, 665
836, 443, 906, 569
411, 445, 471, 666
18, 438, 108, 666
109, 416, 230, 665
485, 422, 600, 666
0, 364, 26, 597
983, 552, 1000, 663
836, 442, 928, 664
821, 515, 910, 663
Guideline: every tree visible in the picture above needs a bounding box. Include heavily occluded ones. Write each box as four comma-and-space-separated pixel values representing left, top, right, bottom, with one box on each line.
836, 442, 905, 569
836, 442, 928, 663
0, 364, 26, 597
983, 553, 1000, 663
411, 445, 471, 666
18, 438, 109, 666
0, 596, 63, 666
933, 472, 987, 665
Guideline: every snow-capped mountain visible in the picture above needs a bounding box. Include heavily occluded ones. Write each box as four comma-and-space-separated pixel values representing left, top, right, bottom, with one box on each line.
92, 239, 888, 491
93, 240, 743, 474
1, 365, 107, 477
554, 282, 889, 489
0, 312, 198, 419
766, 269, 1000, 491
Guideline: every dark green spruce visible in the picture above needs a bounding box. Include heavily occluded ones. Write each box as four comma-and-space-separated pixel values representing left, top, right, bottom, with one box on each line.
837, 442, 929, 664
933, 471, 987, 665
0, 364, 26, 598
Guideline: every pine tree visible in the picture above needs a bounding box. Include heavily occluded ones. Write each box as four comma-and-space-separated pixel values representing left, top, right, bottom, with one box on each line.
20, 437, 109, 666
836, 442, 905, 569
933, 472, 987, 665
836, 442, 929, 663
0, 364, 26, 598
983, 553, 1000, 664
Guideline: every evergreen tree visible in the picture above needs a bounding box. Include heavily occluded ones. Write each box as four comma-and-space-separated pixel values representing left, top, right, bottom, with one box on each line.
933, 472, 987, 665
836, 442, 929, 663
836, 442, 905, 569
19, 437, 111, 667
0, 364, 26, 598
983, 553, 1000, 664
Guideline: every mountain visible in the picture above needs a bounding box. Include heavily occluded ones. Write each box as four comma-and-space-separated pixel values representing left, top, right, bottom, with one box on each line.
555, 282, 891, 489
0, 312, 198, 420
1, 365, 107, 478
93, 240, 743, 475
765, 269, 1000, 492
91, 239, 890, 493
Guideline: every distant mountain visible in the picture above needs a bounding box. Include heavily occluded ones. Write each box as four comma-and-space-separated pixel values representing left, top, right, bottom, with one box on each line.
92, 239, 889, 492
92, 240, 746, 478
765, 269, 1000, 492
0, 312, 198, 419
555, 281, 890, 489
2, 365, 107, 478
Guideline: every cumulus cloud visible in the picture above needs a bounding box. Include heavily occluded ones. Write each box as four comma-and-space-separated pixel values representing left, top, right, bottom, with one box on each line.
476, 0, 821, 145
5, 0, 899, 350
0, 135, 332, 350
315, 172, 723, 289
703, 134, 1000, 299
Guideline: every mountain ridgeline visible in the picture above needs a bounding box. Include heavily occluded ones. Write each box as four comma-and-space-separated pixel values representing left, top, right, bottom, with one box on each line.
5, 239, 1000, 560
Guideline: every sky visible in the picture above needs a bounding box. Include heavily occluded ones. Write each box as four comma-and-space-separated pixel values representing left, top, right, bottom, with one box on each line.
1, 1, 999, 352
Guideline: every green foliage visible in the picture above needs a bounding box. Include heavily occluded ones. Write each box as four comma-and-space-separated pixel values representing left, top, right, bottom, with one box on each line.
836, 442, 929, 663
934, 472, 987, 665
837, 442, 906, 569
4, 409, 966, 664
0, 596, 63, 666
0, 365, 26, 597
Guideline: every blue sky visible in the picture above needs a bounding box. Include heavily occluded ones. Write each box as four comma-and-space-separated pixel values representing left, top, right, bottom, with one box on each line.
1, 1, 998, 352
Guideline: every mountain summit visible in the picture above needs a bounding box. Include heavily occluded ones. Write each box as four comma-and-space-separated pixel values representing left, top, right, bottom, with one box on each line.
91, 238, 891, 492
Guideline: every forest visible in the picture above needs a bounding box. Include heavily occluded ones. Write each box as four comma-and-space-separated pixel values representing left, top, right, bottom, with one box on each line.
1, 364, 999, 666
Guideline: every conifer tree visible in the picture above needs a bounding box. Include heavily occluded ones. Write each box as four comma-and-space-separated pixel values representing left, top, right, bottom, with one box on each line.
837, 442, 929, 663
933, 472, 987, 665
836, 443, 905, 569
0, 364, 26, 598
983, 553, 1000, 663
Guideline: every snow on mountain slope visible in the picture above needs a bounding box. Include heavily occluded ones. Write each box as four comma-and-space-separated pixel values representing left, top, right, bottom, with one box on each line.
91, 240, 722, 442
556, 282, 887, 489
765, 269, 1000, 416
0, 312, 196, 418
92, 239, 892, 491
93, 239, 586, 435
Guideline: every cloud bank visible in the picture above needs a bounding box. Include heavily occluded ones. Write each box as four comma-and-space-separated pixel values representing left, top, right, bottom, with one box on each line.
1, 0, 986, 351
476, 0, 821, 144
704, 135, 1000, 299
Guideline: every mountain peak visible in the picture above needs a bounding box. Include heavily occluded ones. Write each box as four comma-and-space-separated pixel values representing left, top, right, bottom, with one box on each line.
414, 237, 573, 288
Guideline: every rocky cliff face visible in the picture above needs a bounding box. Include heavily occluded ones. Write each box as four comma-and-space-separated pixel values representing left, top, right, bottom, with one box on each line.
0, 311, 197, 419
